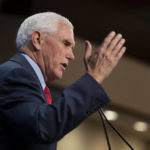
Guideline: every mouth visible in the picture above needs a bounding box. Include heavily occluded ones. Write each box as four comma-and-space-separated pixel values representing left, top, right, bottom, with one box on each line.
61, 63, 68, 71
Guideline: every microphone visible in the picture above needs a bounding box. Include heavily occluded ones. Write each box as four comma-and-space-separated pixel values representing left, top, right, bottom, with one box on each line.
97, 107, 134, 150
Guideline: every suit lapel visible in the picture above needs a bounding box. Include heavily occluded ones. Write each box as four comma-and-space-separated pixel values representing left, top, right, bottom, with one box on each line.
9, 53, 47, 103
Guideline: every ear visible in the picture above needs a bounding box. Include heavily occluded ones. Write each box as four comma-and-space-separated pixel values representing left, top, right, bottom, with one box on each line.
31, 30, 43, 51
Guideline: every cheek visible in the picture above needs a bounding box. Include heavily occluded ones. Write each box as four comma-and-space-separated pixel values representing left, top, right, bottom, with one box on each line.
53, 48, 65, 62
47, 52, 61, 71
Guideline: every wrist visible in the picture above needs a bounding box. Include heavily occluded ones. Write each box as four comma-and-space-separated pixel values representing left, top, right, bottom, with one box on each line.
87, 72, 105, 84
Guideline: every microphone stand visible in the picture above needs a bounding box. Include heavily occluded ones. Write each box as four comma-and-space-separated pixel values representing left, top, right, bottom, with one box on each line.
98, 107, 134, 150
98, 108, 112, 150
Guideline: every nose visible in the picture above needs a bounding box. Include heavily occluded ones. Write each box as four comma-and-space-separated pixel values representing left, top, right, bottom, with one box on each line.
66, 50, 75, 60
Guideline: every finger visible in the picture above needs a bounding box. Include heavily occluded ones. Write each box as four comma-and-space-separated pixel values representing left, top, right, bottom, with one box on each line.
84, 40, 92, 62
107, 34, 122, 52
101, 31, 116, 50
113, 38, 125, 56
116, 46, 126, 60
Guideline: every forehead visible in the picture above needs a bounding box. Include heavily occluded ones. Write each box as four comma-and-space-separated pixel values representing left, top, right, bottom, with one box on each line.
55, 21, 75, 45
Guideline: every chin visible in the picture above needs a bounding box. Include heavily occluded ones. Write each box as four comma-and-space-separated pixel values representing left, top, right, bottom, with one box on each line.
47, 70, 63, 83
54, 71, 63, 80
56, 74, 63, 80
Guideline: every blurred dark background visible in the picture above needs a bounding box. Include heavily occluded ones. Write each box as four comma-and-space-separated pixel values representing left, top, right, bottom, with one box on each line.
1, 0, 150, 64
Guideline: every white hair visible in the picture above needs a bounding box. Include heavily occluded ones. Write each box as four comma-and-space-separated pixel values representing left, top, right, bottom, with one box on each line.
16, 12, 74, 51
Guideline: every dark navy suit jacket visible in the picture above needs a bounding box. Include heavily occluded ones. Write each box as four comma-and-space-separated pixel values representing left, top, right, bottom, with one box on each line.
0, 53, 110, 150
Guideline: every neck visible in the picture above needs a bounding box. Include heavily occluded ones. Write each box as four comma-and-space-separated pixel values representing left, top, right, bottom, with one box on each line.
21, 47, 48, 83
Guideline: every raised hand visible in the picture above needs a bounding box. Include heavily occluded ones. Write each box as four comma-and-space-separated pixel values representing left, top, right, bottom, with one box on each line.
84, 31, 126, 83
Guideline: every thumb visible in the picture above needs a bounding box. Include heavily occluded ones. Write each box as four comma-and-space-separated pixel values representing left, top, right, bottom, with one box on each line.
84, 40, 92, 63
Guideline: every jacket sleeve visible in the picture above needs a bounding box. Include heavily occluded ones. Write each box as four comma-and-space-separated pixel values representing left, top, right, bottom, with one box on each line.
0, 68, 110, 144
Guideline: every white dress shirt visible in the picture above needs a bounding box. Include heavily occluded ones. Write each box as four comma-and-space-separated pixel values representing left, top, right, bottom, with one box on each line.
22, 53, 46, 90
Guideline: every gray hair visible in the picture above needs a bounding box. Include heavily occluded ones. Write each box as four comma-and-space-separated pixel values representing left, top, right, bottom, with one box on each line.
16, 12, 74, 51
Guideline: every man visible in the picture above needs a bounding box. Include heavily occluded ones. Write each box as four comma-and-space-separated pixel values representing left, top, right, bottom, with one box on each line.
0, 12, 126, 150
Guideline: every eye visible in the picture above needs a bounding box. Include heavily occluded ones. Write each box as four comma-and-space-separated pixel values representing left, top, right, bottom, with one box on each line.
63, 40, 71, 47
63, 40, 75, 51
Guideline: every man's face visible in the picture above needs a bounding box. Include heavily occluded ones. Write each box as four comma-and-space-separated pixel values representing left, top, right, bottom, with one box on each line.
41, 21, 75, 82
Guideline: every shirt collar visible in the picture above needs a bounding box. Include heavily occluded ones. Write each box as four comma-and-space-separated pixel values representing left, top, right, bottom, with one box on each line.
21, 53, 46, 90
